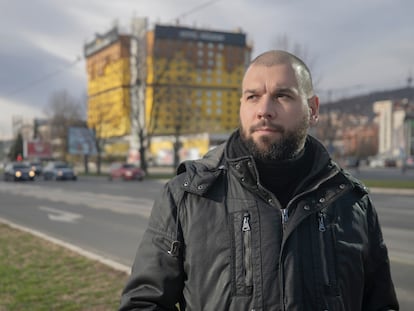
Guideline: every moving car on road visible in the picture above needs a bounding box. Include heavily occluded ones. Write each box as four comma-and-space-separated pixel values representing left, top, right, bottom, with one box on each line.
3, 162, 36, 181
43, 161, 77, 181
108, 163, 145, 181
26, 161, 43, 177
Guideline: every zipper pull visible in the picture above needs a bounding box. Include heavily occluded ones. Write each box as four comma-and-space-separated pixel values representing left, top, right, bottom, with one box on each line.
318, 212, 326, 232
167, 240, 181, 257
242, 213, 251, 231
281, 208, 289, 230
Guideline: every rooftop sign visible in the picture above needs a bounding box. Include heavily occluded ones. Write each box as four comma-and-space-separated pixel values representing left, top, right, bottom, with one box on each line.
155, 25, 246, 46
84, 27, 119, 57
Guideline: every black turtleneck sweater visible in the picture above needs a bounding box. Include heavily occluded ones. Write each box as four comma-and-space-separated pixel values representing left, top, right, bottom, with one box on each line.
230, 131, 314, 208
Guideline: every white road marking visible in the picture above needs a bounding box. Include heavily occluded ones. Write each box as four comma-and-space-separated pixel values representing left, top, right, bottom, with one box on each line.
38, 206, 83, 223
0, 183, 154, 217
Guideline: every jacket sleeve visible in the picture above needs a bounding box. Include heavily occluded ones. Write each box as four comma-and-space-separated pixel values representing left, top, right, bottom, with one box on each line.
362, 195, 399, 311
119, 181, 185, 311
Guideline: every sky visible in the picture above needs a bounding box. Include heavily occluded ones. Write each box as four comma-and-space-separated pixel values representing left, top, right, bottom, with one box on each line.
1, 0, 413, 139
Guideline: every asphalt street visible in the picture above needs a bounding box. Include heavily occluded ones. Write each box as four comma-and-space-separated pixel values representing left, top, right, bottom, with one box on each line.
0, 167, 413, 309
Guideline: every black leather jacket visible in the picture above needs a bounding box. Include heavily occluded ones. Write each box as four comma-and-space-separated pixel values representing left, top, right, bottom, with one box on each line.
120, 133, 399, 311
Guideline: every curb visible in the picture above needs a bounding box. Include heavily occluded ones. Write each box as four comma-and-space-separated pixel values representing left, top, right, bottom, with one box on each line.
0, 217, 131, 274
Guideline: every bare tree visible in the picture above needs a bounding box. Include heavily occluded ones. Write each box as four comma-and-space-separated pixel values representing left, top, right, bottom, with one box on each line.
44, 89, 85, 160
271, 34, 322, 89
89, 107, 108, 175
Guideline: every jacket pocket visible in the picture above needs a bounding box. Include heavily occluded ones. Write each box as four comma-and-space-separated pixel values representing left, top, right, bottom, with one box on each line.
231, 211, 253, 296
317, 211, 339, 297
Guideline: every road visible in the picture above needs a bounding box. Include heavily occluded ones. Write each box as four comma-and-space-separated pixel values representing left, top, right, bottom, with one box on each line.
0, 171, 413, 309
347, 165, 414, 180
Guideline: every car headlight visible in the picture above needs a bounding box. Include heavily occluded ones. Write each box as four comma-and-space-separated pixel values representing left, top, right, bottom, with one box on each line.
57, 171, 63, 176
15, 171, 22, 178
29, 171, 35, 177
125, 171, 132, 176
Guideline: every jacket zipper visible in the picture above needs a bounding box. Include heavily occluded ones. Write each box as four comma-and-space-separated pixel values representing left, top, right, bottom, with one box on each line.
318, 211, 338, 292
242, 213, 253, 289
285, 167, 340, 211
281, 208, 289, 231
318, 212, 326, 232
280, 167, 340, 310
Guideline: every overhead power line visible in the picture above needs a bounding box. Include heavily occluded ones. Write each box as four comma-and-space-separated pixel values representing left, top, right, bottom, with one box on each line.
173, 0, 221, 23
5, 1, 220, 98
4, 56, 82, 98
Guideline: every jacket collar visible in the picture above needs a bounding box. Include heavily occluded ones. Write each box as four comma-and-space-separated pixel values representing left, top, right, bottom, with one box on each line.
175, 130, 351, 197
224, 130, 334, 193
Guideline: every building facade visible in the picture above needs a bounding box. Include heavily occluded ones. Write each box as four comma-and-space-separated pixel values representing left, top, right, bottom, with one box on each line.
373, 99, 414, 162
84, 27, 132, 140
146, 24, 251, 137
84, 22, 251, 162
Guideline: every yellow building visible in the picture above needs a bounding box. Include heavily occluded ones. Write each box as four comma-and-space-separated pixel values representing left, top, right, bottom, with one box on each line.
84, 23, 251, 161
146, 24, 251, 138
84, 27, 132, 140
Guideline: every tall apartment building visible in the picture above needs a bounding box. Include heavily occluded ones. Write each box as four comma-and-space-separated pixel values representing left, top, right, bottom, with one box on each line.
146, 24, 251, 137
84, 27, 132, 141
84, 22, 251, 160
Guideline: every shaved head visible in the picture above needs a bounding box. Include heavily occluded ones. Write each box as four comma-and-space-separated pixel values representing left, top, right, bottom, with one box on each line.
248, 50, 314, 99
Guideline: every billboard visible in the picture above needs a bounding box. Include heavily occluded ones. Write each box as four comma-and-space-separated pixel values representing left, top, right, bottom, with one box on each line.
24, 141, 53, 159
68, 127, 97, 155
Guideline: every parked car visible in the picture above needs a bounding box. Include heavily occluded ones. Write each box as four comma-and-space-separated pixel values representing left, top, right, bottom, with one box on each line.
402, 156, 414, 172
384, 158, 397, 167
3, 162, 36, 181
344, 156, 360, 168
406, 156, 414, 166
43, 161, 77, 181
368, 156, 397, 168
368, 156, 385, 168
108, 163, 145, 181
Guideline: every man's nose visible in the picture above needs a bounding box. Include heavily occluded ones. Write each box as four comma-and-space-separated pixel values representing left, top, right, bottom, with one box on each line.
257, 96, 275, 119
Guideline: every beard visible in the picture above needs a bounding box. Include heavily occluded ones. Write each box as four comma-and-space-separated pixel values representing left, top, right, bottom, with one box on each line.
240, 115, 309, 161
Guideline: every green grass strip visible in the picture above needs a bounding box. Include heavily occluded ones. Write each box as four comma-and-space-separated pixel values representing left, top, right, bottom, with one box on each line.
362, 179, 414, 189
0, 223, 128, 311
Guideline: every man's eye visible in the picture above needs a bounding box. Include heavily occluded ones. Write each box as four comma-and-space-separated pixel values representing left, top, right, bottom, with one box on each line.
247, 95, 258, 100
275, 93, 291, 99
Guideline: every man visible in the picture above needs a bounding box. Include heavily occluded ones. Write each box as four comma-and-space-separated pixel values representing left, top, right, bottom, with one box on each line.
119, 50, 399, 310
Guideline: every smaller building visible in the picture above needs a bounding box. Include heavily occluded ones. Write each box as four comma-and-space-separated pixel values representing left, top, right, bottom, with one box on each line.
373, 99, 414, 162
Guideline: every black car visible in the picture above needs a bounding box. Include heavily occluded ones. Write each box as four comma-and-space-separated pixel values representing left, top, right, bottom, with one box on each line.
27, 161, 43, 177
43, 161, 77, 181
3, 162, 36, 181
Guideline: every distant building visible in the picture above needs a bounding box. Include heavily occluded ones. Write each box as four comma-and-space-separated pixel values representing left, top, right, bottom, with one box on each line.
373, 99, 414, 161
316, 87, 414, 161
84, 21, 252, 161
146, 24, 251, 136
342, 124, 378, 156
84, 26, 132, 139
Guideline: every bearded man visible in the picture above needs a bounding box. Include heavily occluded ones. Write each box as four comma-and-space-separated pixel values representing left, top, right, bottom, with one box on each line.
119, 50, 399, 311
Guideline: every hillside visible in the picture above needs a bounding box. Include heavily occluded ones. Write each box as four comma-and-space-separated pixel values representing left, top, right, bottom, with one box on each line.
319, 87, 414, 118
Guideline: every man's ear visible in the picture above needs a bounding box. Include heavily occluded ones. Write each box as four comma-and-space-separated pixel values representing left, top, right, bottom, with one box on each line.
308, 95, 320, 126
